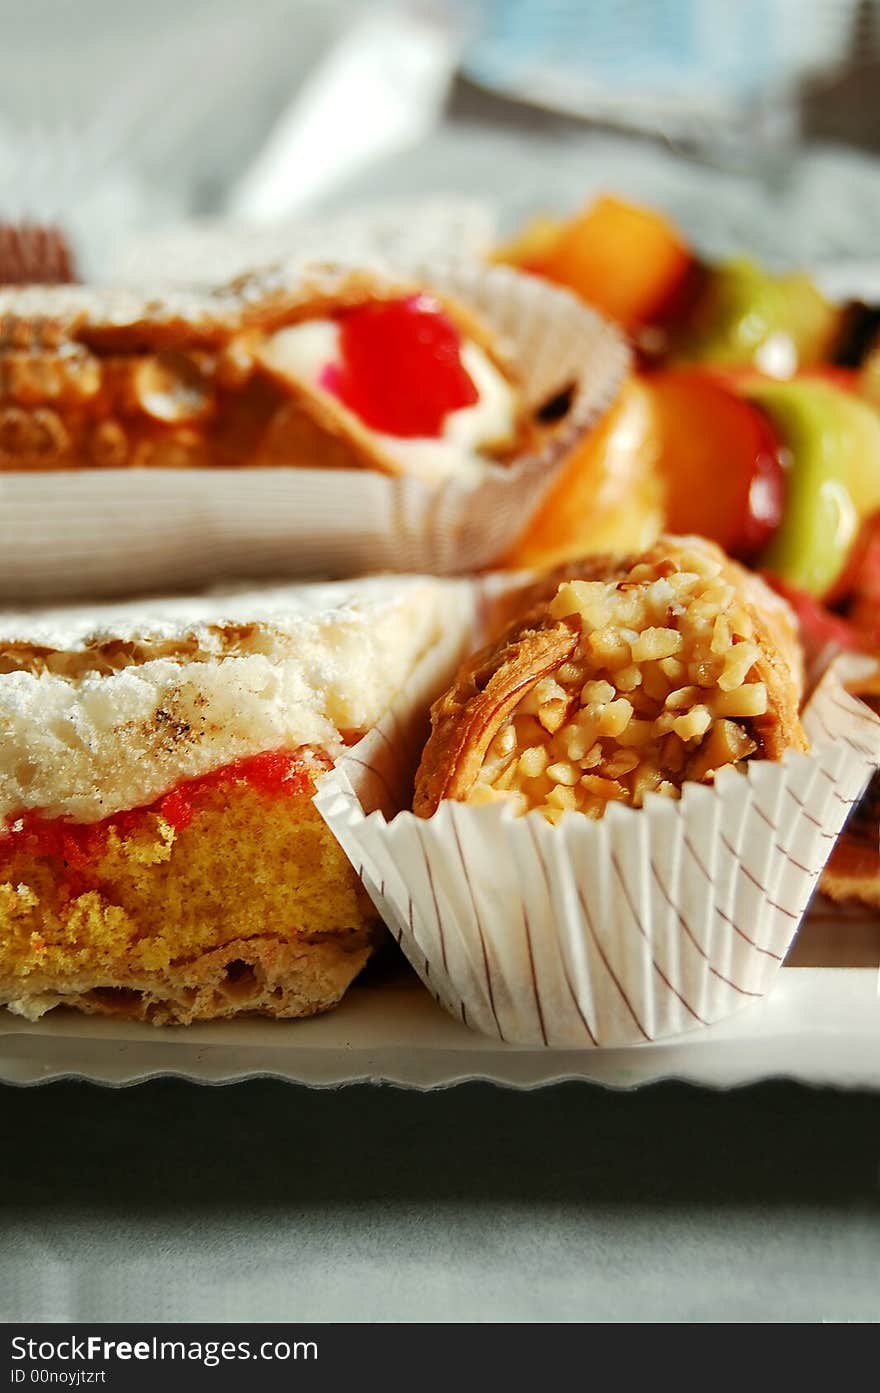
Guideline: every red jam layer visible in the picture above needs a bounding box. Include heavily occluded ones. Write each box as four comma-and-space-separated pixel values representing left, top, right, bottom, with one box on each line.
0, 747, 332, 872
319, 293, 479, 438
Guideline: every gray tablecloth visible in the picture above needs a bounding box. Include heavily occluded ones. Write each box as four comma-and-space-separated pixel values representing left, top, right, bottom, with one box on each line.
3, 1080, 880, 1322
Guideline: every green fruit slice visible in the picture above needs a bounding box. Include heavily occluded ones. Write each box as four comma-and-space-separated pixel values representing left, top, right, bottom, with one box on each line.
676, 258, 838, 370
748, 380, 880, 597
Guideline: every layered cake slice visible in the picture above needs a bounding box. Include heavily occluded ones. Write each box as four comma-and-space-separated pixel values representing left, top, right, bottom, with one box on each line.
0, 577, 451, 1024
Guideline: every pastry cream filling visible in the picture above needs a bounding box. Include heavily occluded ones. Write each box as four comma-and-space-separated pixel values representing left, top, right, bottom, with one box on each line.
469, 554, 768, 823
265, 320, 518, 483
0, 577, 448, 825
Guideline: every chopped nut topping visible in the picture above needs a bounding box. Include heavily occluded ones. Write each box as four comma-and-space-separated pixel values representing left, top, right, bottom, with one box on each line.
518, 745, 549, 779
132, 352, 211, 424
547, 760, 580, 786
631, 627, 683, 662
466, 547, 770, 821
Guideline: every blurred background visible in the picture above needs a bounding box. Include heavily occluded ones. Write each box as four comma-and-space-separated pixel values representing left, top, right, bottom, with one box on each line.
3, 0, 880, 276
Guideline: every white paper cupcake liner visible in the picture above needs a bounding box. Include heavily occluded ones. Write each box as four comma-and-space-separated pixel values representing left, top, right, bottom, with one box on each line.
315, 661, 880, 1048
0, 262, 628, 601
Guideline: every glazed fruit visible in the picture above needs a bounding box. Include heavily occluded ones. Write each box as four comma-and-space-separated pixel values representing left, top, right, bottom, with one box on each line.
504, 378, 663, 568
672, 258, 839, 372
493, 215, 565, 273
500, 195, 693, 330
645, 369, 786, 561
751, 380, 880, 597
322, 294, 478, 437
701, 364, 859, 396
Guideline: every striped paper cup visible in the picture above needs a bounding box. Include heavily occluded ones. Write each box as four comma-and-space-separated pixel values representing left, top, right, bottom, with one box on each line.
316, 663, 880, 1048
0, 261, 628, 601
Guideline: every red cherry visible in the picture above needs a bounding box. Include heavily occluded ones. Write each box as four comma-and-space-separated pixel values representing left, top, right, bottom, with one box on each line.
320, 294, 479, 438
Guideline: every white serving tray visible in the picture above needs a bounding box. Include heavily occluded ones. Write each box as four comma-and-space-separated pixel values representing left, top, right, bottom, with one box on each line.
1, 905, 877, 1089
1, 255, 878, 1090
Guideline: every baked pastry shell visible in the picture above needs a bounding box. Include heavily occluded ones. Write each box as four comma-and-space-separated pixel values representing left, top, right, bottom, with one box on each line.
0, 260, 628, 601
316, 650, 880, 1048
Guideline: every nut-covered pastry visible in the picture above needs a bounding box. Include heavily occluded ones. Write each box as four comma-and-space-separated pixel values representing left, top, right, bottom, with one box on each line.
415, 537, 807, 821
0, 576, 452, 1024
0, 263, 537, 481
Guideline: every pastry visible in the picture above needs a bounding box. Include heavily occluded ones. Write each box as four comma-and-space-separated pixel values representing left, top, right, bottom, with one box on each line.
329, 545, 875, 1049
415, 537, 807, 821
0, 263, 537, 482
821, 660, 880, 908
0, 222, 77, 286
0, 576, 451, 1024
821, 772, 880, 908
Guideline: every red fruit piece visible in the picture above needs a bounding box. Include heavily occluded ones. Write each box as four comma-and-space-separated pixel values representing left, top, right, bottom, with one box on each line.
834, 509, 880, 647
766, 576, 870, 661
321, 294, 478, 438
644, 369, 786, 562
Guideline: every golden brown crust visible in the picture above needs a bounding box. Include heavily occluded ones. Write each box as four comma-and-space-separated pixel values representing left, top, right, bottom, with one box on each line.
0, 264, 438, 350
821, 860, 880, 909
0, 262, 531, 475
1, 930, 378, 1026
414, 536, 807, 818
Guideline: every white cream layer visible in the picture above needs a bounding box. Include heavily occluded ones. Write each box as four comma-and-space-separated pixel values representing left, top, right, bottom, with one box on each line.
0, 577, 460, 824
265, 319, 518, 483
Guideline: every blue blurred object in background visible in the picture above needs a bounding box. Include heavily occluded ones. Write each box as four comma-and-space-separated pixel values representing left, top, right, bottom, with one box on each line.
2, 0, 880, 272
459, 0, 860, 157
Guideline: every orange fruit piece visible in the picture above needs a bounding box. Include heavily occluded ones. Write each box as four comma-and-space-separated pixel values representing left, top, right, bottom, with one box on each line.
537, 195, 692, 328
646, 369, 785, 560
504, 378, 664, 570
493, 216, 565, 273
